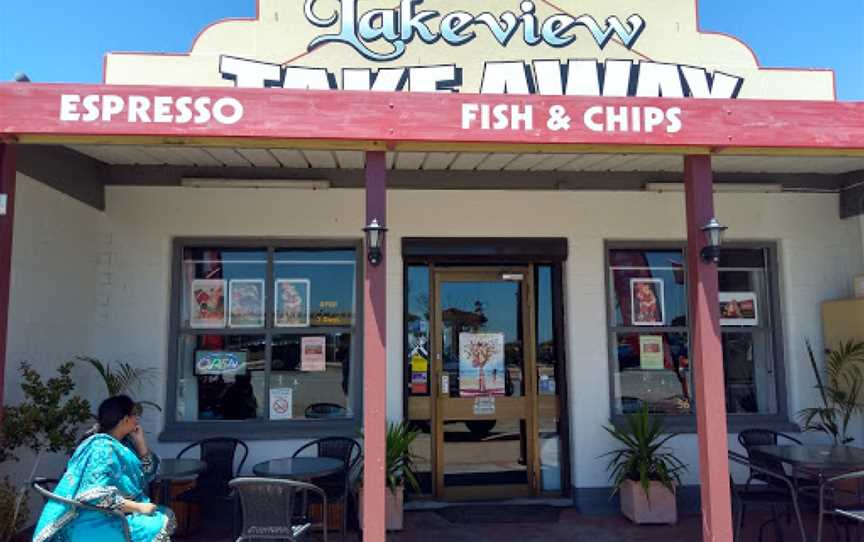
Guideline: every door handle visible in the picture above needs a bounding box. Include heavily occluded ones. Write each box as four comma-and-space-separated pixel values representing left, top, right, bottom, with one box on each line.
440, 374, 449, 395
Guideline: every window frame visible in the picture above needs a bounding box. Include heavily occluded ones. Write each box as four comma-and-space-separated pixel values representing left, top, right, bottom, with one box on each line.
160, 237, 364, 442
605, 240, 794, 433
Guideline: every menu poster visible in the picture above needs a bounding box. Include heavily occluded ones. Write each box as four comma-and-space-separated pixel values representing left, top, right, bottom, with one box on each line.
269, 387, 293, 420
301, 336, 326, 372
275, 279, 310, 327
190, 279, 226, 328
630, 278, 665, 326
228, 279, 265, 328
719, 292, 758, 326
458, 332, 505, 397
639, 335, 665, 370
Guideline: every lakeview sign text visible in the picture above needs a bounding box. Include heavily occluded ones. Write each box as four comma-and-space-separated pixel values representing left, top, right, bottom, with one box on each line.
217, 0, 745, 98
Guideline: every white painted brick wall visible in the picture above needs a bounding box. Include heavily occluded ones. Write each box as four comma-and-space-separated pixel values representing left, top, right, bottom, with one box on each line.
5, 182, 862, 491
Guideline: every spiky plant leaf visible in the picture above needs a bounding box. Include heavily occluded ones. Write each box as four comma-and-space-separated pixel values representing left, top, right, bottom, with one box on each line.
797, 339, 864, 445
602, 405, 686, 502
77, 356, 161, 412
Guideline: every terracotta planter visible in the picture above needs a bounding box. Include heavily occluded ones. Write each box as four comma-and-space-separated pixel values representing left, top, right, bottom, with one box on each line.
358, 484, 404, 531
619, 480, 677, 525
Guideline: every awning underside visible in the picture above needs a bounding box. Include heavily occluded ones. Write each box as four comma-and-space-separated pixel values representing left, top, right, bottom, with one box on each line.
67, 144, 864, 177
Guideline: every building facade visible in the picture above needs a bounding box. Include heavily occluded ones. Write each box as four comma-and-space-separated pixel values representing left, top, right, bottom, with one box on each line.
3, 0, 864, 525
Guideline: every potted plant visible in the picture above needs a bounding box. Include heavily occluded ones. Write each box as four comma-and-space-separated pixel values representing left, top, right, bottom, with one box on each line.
358, 421, 420, 531
797, 339, 864, 445
77, 356, 162, 411
0, 362, 91, 542
602, 405, 686, 525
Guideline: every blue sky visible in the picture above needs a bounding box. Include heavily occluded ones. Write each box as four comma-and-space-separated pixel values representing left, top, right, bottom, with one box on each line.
1, 0, 862, 100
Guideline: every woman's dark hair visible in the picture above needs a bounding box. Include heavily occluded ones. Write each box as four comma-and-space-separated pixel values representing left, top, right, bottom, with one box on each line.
97, 395, 138, 433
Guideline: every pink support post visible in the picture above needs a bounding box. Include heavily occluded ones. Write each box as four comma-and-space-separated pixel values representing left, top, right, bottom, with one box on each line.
363, 151, 387, 542
684, 155, 733, 542
0, 144, 15, 413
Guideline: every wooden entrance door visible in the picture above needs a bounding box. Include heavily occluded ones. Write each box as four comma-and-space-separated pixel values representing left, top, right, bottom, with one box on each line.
430, 267, 539, 500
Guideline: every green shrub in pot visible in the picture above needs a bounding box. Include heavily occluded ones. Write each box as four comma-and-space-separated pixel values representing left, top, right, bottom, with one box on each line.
358, 421, 421, 531
0, 362, 91, 542
602, 405, 686, 524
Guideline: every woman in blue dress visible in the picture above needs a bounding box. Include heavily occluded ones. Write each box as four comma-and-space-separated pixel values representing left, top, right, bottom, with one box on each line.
33, 395, 176, 542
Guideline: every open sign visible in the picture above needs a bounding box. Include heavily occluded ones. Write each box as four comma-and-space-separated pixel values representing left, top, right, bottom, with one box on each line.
194, 351, 248, 376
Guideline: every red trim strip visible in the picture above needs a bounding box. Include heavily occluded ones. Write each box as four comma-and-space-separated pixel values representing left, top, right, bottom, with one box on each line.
1, 83, 862, 152
0, 144, 16, 412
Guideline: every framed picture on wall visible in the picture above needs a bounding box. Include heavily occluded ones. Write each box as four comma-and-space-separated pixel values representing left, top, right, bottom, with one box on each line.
719, 292, 758, 326
630, 278, 665, 326
229, 279, 265, 328
190, 279, 226, 328
275, 279, 310, 327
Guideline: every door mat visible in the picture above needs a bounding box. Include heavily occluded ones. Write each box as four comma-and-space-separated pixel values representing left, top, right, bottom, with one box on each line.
436, 505, 561, 524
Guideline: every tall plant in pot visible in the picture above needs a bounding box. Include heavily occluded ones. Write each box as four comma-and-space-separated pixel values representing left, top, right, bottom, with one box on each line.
359, 421, 420, 531
602, 405, 686, 525
797, 339, 864, 445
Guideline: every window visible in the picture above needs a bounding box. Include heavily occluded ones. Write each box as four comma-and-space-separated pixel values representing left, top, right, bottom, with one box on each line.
166, 241, 360, 438
608, 248, 692, 416
606, 244, 785, 425
719, 248, 777, 415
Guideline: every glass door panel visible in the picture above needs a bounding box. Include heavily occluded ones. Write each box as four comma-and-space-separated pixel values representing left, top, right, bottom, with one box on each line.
433, 269, 536, 499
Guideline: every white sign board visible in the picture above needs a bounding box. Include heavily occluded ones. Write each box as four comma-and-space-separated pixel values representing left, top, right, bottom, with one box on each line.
269, 388, 293, 420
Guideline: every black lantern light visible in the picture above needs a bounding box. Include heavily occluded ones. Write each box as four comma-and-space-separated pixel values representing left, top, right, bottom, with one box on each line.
363, 218, 387, 266
700, 217, 728, 264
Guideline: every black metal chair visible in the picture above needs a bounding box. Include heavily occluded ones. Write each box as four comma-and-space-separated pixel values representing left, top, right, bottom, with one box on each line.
292, 437, 361, 541
174, 437, 249, 533
816, 469, 864, 542
230, 477, 327, 542
32, 477, 132, 542
729, 451, 807, 542
738, 429, 805, 487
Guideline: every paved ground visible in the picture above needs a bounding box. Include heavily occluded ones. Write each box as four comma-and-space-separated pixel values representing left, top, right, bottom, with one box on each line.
187, 508, 841, 541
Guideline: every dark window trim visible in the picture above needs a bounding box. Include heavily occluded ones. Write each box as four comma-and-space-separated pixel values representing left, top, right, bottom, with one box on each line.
604, 240, 791, 430
550, 262, 572, 497
403, 237, 567, 263
161, 237, 364, 442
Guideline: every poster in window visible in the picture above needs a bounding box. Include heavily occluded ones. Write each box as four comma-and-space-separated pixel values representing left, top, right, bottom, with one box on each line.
301, 336, 326, 371
275, 279, 310, 327
269, 387, 293, 420
630, 278, 665, 326
190, 279, 226, 328
639, 335, 665, 370
719, 292, 758, 326
458, 332, 505, 397
228, 279, 265, 328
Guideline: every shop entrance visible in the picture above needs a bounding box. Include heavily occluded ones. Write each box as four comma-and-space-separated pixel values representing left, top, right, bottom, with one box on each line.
404, 240, 569, 502
431, 267, 538, 500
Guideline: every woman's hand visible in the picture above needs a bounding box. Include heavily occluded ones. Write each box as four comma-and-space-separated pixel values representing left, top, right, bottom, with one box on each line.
129, 426, 149, 457
137, 503, 157, 516
121, 499, 157, 516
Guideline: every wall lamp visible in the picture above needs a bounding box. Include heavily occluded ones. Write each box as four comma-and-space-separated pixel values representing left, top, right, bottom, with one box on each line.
363, 218, 387, 266
700, 218, 728, 264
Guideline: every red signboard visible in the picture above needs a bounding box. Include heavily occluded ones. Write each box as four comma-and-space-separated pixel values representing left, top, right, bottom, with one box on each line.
1, 83, 863, 153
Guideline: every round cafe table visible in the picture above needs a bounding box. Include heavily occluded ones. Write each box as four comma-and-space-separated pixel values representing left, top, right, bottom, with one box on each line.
252, 457, 344, 481
750, 445, 864, 542
154, 458, 208, 506
750, 444, 864, 475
